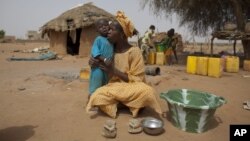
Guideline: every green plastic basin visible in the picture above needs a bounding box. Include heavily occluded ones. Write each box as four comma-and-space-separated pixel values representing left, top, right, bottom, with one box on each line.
160, 89, 226, 133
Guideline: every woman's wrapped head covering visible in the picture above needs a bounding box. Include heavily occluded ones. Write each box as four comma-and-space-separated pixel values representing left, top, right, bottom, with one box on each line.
115, 11, 135, 38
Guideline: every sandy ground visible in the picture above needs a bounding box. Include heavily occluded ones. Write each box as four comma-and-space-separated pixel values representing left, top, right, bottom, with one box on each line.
0, 42, 249, 141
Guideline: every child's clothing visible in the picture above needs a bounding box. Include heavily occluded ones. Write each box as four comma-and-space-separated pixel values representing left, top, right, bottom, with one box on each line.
89, 36, 113, 95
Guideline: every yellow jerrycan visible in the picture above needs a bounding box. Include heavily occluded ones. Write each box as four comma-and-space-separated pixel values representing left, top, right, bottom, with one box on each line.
208, 57, 222, 78
186, 56, 197, 74
80, 66, 90, 81
226, 56, 239, 73
243, 60, 250, 71
147, 51, 156, 65
156, 52, 165, 65
196, 57, 208, 76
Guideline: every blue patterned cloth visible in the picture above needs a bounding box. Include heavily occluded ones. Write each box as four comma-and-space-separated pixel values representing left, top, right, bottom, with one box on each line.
89, 36, 113, 94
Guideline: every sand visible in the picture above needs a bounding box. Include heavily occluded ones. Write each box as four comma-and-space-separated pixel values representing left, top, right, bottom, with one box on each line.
0, 42, 249, 141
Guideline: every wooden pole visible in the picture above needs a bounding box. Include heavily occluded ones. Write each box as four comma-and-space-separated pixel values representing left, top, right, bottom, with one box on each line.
210, 37, 215, 56
233, 40, 236, 56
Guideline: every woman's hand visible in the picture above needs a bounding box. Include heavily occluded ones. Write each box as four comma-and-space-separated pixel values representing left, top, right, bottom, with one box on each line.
100, 63, 129, 82
89, 56, 116, 77
99, 61, 114, 74
91, 57, 129, 82
104, 58, 112, 66
88, 56, 100, 68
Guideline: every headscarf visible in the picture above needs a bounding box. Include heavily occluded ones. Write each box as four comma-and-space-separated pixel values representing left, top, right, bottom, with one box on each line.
115, 11, 135, 38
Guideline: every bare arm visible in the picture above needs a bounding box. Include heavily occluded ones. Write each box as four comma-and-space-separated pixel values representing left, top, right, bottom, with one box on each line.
99, 63, 129, 82
112, 67, 129, 82
88, 56, 101, 68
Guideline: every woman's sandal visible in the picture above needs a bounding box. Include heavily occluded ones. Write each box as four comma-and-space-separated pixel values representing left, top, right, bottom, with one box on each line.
128, 119, 142, 134
87, 106, 99, 117
243, 101, 250, 110
102, 120, 117, 138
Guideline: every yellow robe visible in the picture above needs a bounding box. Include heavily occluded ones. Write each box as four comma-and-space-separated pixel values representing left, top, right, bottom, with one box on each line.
86, 46, 162, 118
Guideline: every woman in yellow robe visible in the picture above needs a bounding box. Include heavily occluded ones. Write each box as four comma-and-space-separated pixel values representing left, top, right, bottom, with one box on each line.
86, 11, 162, 118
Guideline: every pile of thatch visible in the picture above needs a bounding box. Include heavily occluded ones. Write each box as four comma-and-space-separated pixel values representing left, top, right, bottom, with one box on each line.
152, 32, 167, 43
40, 3, 114, 35
212, 31, 250, 40
152, 32, 184, 52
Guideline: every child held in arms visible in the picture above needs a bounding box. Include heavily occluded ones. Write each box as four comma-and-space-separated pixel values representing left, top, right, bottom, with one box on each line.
88, 18, 113, 100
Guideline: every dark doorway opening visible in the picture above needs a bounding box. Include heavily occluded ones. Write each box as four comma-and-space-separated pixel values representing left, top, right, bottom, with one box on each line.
66, 28, 82, 55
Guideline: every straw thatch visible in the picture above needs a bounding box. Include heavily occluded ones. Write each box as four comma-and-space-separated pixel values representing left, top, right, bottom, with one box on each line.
41, 3, 114, 34
40, 3, 115, 57
152, 32, 167, 43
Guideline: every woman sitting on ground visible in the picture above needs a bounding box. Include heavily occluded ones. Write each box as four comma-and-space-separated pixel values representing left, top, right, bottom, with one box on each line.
86, 11, 162, 118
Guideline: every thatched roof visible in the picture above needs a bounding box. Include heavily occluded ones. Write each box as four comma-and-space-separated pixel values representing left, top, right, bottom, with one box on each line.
40, 3, 114, 34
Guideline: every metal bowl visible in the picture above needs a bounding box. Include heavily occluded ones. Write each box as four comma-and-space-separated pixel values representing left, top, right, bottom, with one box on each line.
141, 117, 164, 135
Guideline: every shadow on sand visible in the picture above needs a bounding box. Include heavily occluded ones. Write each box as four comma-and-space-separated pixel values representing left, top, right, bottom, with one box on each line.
0, 125, 37, 141
88, 104, 162, 119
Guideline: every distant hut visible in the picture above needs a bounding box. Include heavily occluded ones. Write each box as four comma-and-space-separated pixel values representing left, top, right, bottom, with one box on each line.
26, 30, 41, 40
0, 36, 16, 43
40, 3, 114, 56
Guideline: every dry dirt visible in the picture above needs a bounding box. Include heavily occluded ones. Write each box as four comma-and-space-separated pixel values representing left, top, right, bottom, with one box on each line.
0, 42, 249, 141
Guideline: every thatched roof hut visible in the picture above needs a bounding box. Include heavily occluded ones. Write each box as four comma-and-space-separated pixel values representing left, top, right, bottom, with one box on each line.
40, 3, 114, 56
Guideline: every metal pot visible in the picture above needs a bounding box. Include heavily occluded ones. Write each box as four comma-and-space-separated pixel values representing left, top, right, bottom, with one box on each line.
245, 22, 250, 33
224, 22, 237, 31
145, 67, 160, 76
141, 117, 164, 135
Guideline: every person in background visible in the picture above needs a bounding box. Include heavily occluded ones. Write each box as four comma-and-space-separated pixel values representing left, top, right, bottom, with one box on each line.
171, 33, 179, 64
219, 51, 228, 72
162, 28, 175, 65
88, 18, 113, 100
86, 11, 162, 118
141, 25, 156, 64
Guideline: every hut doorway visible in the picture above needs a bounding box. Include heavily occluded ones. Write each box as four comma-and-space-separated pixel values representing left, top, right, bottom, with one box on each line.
67, 28, 82, 55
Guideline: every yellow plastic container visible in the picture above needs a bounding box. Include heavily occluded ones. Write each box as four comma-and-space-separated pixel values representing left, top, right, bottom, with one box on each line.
196, 57, 208, 76
156, 52, 165, 65
80, 67, 90, 81
208, 58, 222, 78
226, 56, 239, 73
148, 51, 156, 65
243, 60, 250, 71
186, 56, 197, 74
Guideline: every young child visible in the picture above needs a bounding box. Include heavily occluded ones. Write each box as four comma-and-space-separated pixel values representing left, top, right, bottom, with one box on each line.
89, 19, 113, 98
219, 51, 228, 72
